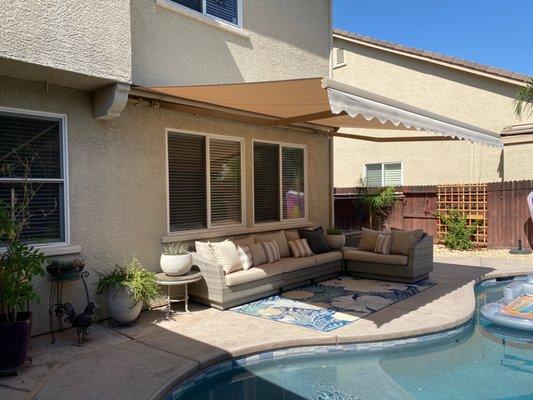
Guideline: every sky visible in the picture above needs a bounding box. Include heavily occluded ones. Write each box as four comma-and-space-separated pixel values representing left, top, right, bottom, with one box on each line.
333, 0, 533, 76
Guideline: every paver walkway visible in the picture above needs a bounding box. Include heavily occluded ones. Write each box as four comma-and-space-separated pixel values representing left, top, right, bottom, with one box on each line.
1, 257, 532, 400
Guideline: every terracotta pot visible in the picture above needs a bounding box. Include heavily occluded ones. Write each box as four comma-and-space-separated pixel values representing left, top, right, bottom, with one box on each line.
325, 234, 346, 250
106, 286, 142, 325
160, 254, 192, 276
0, 311, 32, 373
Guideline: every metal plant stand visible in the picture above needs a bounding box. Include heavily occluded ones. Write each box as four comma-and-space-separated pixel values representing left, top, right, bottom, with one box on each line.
155, 267, 202, 319
48, 270, 90, 344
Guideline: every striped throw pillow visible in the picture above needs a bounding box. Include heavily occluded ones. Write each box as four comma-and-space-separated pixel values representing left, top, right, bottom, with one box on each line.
237, 245, 253, 270
288, 238, 314, 258
374, 234, 392, 255
261, 241, 281, 263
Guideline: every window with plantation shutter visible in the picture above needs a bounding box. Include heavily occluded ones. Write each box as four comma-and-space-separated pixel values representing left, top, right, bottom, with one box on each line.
210, 139, 241, 226
254, 141, 307, 224
365, 162, 403, 187
167, 131, 243, 233
253, 142, 279, 223
0, 110, 67, 245
282, 147, 305, 220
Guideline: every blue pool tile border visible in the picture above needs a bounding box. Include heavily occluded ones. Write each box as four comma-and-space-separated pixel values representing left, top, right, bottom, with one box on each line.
164, 320, 473, 400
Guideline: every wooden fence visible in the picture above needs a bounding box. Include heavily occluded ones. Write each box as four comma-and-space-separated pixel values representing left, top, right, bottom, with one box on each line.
334, 180, 533, 249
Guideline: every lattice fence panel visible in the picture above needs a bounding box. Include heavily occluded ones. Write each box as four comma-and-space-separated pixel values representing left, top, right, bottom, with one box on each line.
437, 184, 487, 247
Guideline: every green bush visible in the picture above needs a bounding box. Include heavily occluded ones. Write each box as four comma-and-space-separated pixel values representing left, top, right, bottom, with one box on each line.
326, 227, 343, 235
438, 209, 479, 250
96, 258, 158, 304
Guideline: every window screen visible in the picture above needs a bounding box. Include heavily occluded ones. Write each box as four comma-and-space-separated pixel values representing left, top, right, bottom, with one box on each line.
210, 139, 241, 225
282, 147, 305, 219
167, 132, 207, 231
253, 142, 280, 223
0, 112, 65, 244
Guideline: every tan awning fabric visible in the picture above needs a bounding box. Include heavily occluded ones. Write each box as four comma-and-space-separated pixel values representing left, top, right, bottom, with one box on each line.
134, 77, 502, 147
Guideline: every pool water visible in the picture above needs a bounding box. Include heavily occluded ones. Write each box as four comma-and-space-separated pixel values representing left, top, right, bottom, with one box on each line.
179, 279, 533, 400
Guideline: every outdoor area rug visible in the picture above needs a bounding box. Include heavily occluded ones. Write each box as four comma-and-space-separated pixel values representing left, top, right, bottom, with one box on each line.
231, 277, 436, 332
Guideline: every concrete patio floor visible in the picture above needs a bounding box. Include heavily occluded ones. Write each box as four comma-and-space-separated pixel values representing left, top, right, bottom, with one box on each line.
1, 257, 532, 400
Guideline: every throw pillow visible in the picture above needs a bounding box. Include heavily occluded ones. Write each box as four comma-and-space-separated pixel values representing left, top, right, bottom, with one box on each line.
284, 230, 300, 242
358, 228, 382, 252
195, 241, 216, 264
237, 245, 253, 270
374, 234, 392, 255
261, 240, 281, 263
390, 229, 423, 256
288, 238, 314, 258
248, 243, 267, 267
254, 231, 291, 258
297, 227, 331, 254
210, 240, 242, 274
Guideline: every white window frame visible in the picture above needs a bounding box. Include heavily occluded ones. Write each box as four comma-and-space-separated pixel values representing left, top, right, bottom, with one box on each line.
157, 0, 244, 31
0, 106, 70, 248
252, 139, 309, 227
363, 161, 404, 187
165, 128, 246, 235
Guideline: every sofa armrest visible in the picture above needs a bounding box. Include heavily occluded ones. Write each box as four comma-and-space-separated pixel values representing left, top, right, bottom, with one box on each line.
192, 253, 227, 288
408, 235, 434, 267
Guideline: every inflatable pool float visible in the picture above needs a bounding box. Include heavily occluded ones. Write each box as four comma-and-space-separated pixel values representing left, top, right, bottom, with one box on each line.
480, 275, 533, 331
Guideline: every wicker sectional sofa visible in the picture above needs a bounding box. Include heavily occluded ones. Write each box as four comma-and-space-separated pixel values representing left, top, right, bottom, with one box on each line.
344, 235, 433, 283
190, 251, 343, 310
189, 229, 433, 309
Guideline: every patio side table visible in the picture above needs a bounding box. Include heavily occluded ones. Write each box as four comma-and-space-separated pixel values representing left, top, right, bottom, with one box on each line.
155, 267, 202, 319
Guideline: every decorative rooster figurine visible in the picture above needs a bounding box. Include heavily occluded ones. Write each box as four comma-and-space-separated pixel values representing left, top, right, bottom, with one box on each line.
57, 302, 97, 344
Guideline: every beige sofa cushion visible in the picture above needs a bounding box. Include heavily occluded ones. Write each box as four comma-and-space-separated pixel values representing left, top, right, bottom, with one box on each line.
283, 256, 316, 273
358, 228, 387, 251
284, 230, 300, 242
315, 251, 342, 265
344, 250, 408, 266
391, 229, 423, 256
231, 235, 255, 248
225, 261, 285, 286
254, 231, 291, 258
195, 241, 217, 264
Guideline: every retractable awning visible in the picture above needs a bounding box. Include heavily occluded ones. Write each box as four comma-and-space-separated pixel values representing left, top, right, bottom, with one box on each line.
131, 77, 502, 148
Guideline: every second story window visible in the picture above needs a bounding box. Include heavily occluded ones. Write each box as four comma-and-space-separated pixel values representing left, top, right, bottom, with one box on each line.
171, 0, 240, 26
365, 162, 403, 187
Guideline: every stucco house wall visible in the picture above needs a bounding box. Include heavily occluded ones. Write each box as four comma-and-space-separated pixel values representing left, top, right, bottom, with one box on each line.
332, 36, 533, 187
131, 0, 331, 86
0, 0, 131, 90
0, 75, 332, 335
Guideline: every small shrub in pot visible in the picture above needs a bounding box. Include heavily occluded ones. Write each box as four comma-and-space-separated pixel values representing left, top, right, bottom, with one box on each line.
325, 227, 346, 250
160, 242, 192, 276
96, 258, 158, 325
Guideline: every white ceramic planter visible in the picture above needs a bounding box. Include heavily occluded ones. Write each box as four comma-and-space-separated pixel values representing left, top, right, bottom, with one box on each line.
325, 234, 346, 250
106, 286, 142, 325
160, 253, 192, 276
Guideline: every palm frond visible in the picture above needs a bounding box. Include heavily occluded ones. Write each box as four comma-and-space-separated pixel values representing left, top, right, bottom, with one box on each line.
514, 78, 533, 119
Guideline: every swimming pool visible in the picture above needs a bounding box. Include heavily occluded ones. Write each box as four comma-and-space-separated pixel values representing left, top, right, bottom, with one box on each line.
167, 278, 533, 400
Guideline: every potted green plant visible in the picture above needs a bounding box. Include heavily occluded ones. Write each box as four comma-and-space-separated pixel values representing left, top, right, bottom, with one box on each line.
0, 200, 45, 374
160, 242, 191, 276
325, 227, 346, 250
96, 258, 158, 325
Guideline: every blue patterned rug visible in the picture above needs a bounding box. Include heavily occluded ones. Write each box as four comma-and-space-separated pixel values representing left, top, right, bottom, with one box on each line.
231, 277, 435, 332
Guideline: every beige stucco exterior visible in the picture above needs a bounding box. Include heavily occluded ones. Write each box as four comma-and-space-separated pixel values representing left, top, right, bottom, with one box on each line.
0, 75, 331, 334
131, 0, 331, 86
0, 0, 131, 90
332, 35, 533, 188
